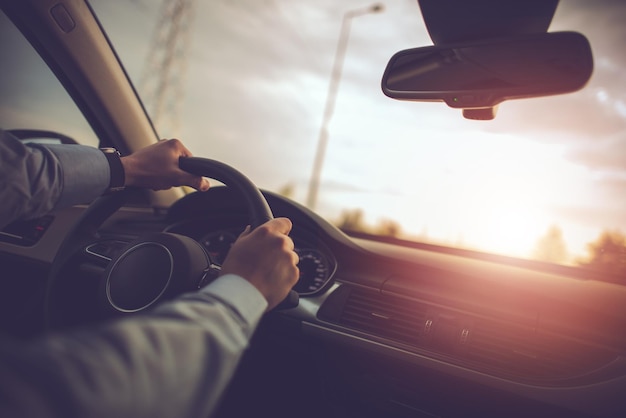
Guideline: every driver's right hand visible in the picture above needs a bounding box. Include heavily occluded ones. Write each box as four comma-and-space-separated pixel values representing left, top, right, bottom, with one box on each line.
219, 217, 299, 310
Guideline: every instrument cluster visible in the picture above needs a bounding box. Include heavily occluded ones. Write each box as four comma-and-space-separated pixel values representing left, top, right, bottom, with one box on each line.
199, 227, 336, 296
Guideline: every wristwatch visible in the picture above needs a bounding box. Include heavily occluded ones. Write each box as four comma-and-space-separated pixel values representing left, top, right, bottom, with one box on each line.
100, 147, 126, 193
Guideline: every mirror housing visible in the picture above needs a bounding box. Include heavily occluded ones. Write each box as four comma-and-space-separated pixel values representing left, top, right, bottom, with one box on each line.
381, 31, 593, 119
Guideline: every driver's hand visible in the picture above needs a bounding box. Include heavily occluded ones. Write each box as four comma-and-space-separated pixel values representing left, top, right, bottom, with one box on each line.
220, 218, 300, 310
121, 138, 210, 191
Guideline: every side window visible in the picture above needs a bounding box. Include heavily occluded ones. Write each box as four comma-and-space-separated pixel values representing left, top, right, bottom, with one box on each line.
0, 11, 99, 147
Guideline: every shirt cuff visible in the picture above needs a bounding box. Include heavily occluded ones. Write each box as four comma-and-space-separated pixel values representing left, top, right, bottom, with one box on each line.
199, 274, 268, 324
43, 144, 110, 210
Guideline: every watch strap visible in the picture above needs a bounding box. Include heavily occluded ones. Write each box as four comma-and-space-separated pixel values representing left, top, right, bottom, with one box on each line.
100, 147, 125, 193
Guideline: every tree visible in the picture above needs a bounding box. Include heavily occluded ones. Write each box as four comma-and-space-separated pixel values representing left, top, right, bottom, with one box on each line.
277, 183, 295, 199
533, 225, 568, 264
577, 230, 626, 279
335, 209, 402, 238
374, 219, 402, 237
336, 209, 367, 233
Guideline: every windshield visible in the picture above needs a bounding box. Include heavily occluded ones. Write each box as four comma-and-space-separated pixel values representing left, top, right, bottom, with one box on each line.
90, 0, 626, 276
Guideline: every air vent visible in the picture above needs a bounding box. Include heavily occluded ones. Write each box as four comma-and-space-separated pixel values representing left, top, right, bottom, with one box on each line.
338, 288, 429, 346
0, 215, 54, 246
318, 285, 618, 381
466, 318, 615, 379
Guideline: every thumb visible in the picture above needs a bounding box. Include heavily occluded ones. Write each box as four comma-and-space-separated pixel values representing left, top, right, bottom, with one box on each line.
269, 217, 293, 235
182, 174, 210, 192
195, 176, 210, 191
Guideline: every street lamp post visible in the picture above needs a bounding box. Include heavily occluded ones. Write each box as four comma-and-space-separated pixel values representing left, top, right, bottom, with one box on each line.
306, 3, 384, 210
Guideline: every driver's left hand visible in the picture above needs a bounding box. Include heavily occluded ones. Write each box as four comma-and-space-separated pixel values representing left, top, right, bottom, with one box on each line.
121, 138, 211, 191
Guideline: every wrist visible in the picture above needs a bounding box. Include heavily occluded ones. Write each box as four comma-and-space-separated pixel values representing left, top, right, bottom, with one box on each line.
100, 147, 126, 192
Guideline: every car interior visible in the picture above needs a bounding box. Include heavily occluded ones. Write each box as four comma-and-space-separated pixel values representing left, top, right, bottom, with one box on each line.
1, 0, 625, 417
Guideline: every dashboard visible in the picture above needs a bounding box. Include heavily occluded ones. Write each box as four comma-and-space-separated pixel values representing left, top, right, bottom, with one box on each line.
1, 185, 625, 418
162, 187, 626, 418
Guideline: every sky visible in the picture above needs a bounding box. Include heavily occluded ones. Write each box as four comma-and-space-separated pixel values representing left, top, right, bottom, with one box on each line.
2, 0, 625, 265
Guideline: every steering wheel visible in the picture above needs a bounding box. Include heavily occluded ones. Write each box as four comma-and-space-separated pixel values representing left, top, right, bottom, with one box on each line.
45, 157, 299, 330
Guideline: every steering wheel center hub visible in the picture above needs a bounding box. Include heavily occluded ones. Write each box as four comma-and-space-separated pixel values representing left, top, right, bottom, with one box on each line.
99, 232, 210, 316
106, 242, 174, 312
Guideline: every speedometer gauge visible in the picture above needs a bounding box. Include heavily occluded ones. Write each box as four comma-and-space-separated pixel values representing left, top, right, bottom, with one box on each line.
197, 227, 335, 296
294, 248, 331, 295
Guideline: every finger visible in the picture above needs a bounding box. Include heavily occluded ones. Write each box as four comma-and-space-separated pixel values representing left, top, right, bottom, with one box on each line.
183, 174, 209, 191
197, 177, 210, 191
268, 217, 293, 235
166, 138, 193, 158
177, 142, 194, 158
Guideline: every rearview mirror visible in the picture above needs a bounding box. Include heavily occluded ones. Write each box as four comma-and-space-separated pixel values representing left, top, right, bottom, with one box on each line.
381, 31, 593, 119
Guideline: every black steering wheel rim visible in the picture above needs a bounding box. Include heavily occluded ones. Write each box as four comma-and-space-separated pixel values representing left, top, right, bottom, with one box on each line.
45, 156, 285, 330
178, 157, 273, 228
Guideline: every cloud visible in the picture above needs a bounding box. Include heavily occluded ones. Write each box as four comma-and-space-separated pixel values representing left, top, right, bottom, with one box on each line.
484, 90, 626, 140
551, 173, 626, 231
554, 205, 626, 232
469, 1, 626, 177
594, 176, 626, 199
474, 1, 626, 139
80, 0, 626, 260
566, 133, 626, 172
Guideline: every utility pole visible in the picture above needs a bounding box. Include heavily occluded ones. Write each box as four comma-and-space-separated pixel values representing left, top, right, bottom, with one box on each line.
306, 3, 384, 210
138, 0, 196, 137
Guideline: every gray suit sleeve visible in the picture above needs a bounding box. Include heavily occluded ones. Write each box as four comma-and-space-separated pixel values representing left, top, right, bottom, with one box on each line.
0, 274, 268, 418
0, 129, 109, 229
